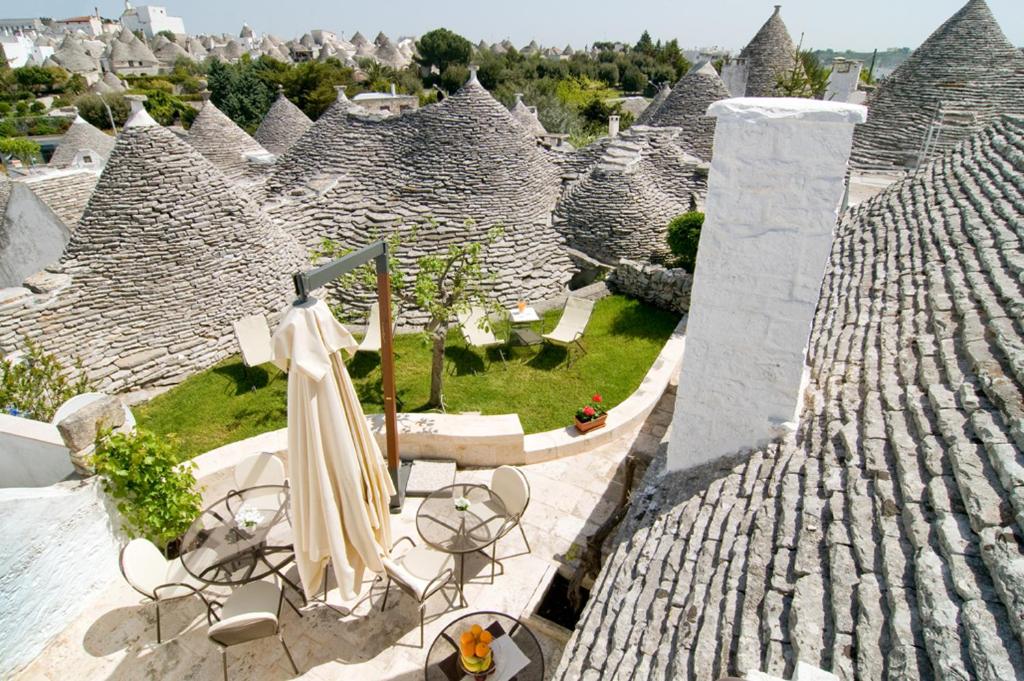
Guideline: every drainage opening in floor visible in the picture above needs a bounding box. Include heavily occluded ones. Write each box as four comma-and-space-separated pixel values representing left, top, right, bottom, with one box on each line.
535, 573, 590, 631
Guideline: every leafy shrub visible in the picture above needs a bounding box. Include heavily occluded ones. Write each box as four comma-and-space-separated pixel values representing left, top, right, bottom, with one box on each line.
666, 211, 705, 272
0, 338, 90, 420
91, 429, 203, 550
75, 93, 130, 130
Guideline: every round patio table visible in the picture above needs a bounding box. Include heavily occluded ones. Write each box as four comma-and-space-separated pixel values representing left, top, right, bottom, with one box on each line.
416, 483, 510, 585
425, 610, 544, 681
179, 484, 300, 593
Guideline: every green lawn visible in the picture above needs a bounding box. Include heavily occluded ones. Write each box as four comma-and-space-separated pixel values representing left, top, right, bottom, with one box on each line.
135, 295, 679, 460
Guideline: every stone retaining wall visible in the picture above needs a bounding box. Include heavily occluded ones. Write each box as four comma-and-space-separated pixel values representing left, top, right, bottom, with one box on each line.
608, 259, 692, 314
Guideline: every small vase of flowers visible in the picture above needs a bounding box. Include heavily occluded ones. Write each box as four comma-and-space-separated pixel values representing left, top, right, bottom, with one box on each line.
574, 392, 607, 433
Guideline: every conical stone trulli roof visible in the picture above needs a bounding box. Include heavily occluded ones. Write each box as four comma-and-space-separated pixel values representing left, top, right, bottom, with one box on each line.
851, 0, 1024, 169
738, 5, 798, 97
510, 94, 548, 137
48, 116, 115, 168
254, 91, 313, 155
0, 104, 306, 392
109, 28, 158, 70
642, 62, 731, 160
52, 35, 100, 74
262, 74, 572, 319
635, 82, 672, 126
187, 98, 270, 181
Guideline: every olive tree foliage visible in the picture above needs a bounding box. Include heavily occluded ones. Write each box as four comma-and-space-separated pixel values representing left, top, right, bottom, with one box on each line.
313, 220, 504, 408
415, 28, 473, 85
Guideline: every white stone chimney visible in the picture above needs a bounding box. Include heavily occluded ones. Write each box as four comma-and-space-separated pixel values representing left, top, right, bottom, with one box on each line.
124, 94, 156, 128
467, 64, 479, 84
390, 82, 396, 96
720, 58, 749, 97
825, 58, 863, 103
608, 115, 620, 138
666, 98, 866, 472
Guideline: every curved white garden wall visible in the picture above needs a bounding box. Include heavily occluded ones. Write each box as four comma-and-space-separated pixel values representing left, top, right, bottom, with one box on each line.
0, 479, 121, 678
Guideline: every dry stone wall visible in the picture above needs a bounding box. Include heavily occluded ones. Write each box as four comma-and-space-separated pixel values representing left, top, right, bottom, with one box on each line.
609, 260, 692, 314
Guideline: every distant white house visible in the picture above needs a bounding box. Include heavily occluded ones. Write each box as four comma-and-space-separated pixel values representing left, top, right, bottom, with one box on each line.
0, 33, 53, 68
54, 15, 103, 37
119, 3, 185, 39
0, 18, 44, 38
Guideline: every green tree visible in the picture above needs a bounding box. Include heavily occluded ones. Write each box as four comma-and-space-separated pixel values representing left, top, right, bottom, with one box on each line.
666, 212, 705, 272
777, 48, 830, 99
634, 31, 655, 55
415, 28, 473, 80
0, 136, 42, 166
277, 59, 356, 119
139, 89, 197, 126
207, 56, 275, 132
0, 338, 90, 421
75, 93, 130, 130
621, 65, 648, 93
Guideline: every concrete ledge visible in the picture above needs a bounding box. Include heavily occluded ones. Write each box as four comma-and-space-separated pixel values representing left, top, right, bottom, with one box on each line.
190, 316, 686, 472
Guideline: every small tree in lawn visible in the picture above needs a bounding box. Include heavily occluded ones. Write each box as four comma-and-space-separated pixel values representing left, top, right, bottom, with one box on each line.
313, 220, 504, 408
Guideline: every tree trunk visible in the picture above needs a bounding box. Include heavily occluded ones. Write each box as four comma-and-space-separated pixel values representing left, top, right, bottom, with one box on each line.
428, 325, 447, 408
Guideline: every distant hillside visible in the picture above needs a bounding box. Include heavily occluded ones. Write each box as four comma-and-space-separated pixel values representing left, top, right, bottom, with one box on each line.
810, 47, 911, 77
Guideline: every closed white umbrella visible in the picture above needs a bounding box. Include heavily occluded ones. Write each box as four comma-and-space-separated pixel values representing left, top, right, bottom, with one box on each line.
272, 298, 395, 601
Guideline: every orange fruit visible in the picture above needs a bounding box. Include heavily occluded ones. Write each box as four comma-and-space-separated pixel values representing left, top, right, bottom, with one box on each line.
475, 642, 490, 658
460, 631, 475, 645
460, 641, 476, 658
478, 631, 493, 644
470, 624, 483, 637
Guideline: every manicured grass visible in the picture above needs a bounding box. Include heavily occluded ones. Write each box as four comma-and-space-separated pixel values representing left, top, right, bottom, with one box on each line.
135, 295, 680, 461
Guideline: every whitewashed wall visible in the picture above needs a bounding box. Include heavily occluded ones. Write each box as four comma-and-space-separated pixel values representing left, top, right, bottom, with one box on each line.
667, 98, 866, 472
0, 479, 121, 677
0, 413, 73, 488
825, 59, 863, 103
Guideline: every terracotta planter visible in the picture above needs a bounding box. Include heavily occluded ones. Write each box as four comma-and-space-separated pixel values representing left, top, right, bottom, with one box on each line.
574, 414, 607, 433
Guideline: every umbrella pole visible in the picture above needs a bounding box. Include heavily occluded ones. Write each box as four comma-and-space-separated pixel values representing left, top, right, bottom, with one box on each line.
377, 263, 405, 513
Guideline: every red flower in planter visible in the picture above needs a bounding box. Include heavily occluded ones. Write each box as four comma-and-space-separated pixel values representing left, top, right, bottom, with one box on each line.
582, 405, 596, 417
592, 393, 603, 403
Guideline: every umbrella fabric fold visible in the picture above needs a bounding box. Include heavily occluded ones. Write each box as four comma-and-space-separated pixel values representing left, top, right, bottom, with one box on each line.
272, 298, 395, 600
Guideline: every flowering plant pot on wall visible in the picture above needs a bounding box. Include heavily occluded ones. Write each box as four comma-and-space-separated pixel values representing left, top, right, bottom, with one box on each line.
574, 392, 607, 433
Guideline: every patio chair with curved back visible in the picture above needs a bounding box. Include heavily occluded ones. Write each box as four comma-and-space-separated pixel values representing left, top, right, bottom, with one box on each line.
377, 536, 465, 647
119, 538, 210, 643
232, 315, 274, 386
232, 453, 287, 491
206, 577, 299, 680
491, 466, 531, 556
456, 306, 506, 371
542, 296, 595, 366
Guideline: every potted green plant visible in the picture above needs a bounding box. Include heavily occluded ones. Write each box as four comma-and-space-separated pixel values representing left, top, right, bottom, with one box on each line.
574, 392, 607, 433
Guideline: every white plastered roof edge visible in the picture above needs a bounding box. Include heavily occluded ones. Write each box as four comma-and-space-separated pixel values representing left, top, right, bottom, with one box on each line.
707, 97, 868, 125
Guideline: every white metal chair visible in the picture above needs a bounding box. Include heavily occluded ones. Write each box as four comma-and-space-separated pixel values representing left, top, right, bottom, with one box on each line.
377, 536, 465, 647
491, 465, 532, 555
207, 578, 299, 680
542, 296, 595, 365
119, 538, 210, 643
232, 315, 273, 380
232, 453, 286, 491
456, 306, 506, 370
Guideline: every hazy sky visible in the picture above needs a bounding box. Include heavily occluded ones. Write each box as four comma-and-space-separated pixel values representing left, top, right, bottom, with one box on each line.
21, 0, 1024, 52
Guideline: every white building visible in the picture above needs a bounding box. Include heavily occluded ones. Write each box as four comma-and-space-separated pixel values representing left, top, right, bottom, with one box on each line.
0, 33, 53, 68
119, 3, 185, 39
54, 15, 103, 37
0, 18, 44, 38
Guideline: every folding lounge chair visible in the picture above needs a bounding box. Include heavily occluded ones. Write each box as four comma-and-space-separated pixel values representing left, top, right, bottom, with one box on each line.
356, 302, 384, 355
456, 306, 506, 370
542, 296, 595, 366
232, 315, 273, 383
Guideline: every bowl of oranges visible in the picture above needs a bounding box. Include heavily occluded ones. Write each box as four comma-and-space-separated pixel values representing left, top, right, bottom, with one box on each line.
458, 624, 495, 679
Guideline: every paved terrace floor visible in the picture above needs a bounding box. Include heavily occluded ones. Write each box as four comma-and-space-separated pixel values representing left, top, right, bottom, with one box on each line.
14, 388, 675, 681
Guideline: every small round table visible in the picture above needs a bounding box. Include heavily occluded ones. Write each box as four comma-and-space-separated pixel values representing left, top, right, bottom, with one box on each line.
179, 485, 300, 593
416, 483, 510, 585
425, 610, 544, 681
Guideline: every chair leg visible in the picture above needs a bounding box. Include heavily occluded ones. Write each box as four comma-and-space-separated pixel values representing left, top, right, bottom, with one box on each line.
221, 648, 229, 681
519, 522, 532, 554
419, 605, 425, 648
280, 633, 299, 675
155, 601, 162, 644
381, 576, 392, 610
491, 542, 497, 584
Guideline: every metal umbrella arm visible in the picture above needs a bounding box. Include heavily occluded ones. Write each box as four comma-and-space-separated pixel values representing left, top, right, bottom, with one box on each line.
292, 240, 406, 512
